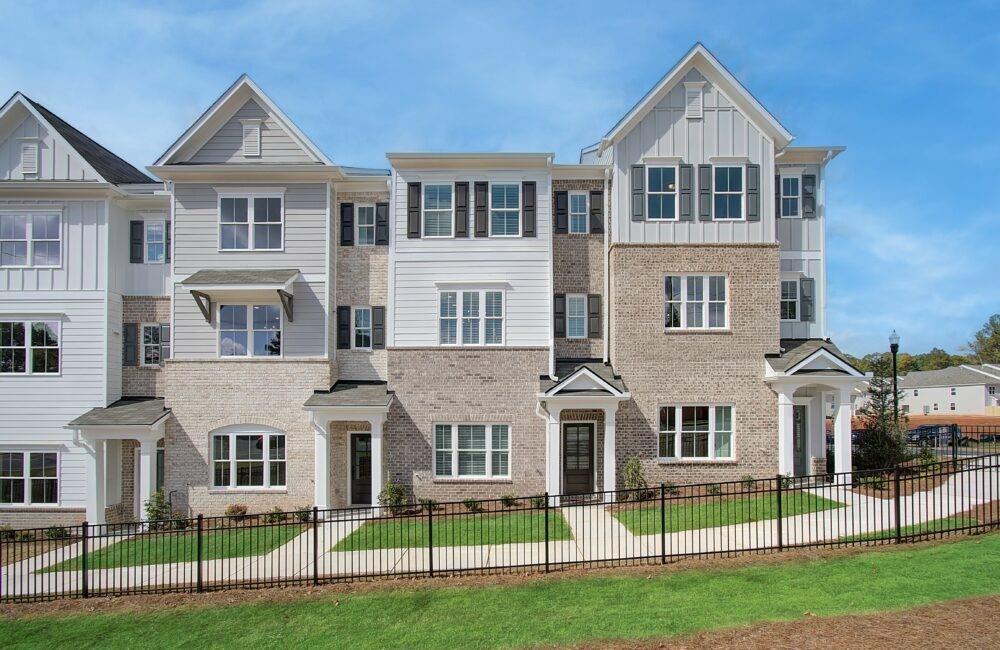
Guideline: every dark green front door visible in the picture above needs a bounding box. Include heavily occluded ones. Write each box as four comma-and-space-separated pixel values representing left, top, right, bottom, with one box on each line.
563, 423, 594, 494
351, 433, 372, 505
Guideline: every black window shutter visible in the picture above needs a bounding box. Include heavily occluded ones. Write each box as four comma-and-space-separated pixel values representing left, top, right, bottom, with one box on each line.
375, 202, 389, 245
407, 182, 421, 238
800, 278, 815, 322
554, 191, 568, 234
122, 323, 138, 366
340, 203, 354, 246
129, 220, 143, 263
474, 182, 488, 237
553, 293, 566, 338
587, 294, 601, 338
372, 306, 385, 349
774, 174, 781, 218
630, 164, 645, 221
521, 181, 536, 237
698, 165, 713, 221
802, 174, 817, 218
454, 182, 469, 238
165, 220, 171, 262
746, 164, 760, 222
589, 190, 604, 234
678, 164, 694, 221
336, 306, 351, 349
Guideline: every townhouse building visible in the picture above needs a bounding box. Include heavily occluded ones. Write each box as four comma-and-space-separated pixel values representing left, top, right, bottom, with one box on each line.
0, 44, 866, 526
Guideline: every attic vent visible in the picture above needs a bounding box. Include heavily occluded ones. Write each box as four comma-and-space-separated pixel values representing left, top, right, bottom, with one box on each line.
684, 82, 704, 120
20, 140, 38, 175
241, 120, 261, 158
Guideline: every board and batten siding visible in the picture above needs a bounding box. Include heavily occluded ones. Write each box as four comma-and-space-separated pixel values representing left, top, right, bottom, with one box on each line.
0, 110, 102, 182
612, 68, 776, 245
391, 170, 552, 348
187, 99, 315, 165
779, 256, 824, 340
776, 163, 822, 253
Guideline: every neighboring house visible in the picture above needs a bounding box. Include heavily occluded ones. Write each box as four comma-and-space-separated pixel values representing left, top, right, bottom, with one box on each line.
897, 365, 1000, 416
0, 43, 867, 526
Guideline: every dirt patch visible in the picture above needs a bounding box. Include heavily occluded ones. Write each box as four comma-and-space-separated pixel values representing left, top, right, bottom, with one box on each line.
1, 538, 75, 566
957, 499, 1000, 528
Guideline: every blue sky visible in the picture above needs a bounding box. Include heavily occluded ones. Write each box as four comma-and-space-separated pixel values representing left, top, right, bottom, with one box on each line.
3, 1, 998, 356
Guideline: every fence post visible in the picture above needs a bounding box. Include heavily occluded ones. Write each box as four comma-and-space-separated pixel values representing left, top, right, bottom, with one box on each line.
951, 424, 959, 464
544, 492, 550, 573
427, 504, 434, 578
775, 476, 783, 552
893, 469, 902, 544
659, 483, 666, 564
312, 506, 319, 587
81, 521, 89, 598
196, 514, 204, 593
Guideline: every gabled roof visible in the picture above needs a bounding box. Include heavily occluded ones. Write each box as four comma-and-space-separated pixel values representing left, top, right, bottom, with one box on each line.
597, 43, 793, 154
540, 359, 628, 397
900, 365, 1000, 389
0, 92, 155, 185
766, 339, 864, 377
68, 397, 169, 427
154, 74, 334, 166
305, 381, 394, 408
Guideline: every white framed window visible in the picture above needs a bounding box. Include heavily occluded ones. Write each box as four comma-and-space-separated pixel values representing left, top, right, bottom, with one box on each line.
658, 405, 733, 460
780, 279, 799, 321
950, 403, 956, 411
0, 451, 58, 505
211, 430, 285, 489
566, 294, 587, 339
489, 183, 520, 236
353, 307, 372, 350
569, 192, 588, 233
0, 213, 61, 268
423, 184, 454, 237
664, 275, 727, 330
781, 176, 801, 218
713, 166, 744, 220
145, 220, 166, 263
439, 292, 458, 345
218, 193, 283, 251
950, 387, 956, 396
356, 205, 376, 246
141, 324, 162, 367
0, 320, 60, 375
218, 304, 281, 357
647, 167, 678, 220
434, 424, 510, 479
439, 290, 504, 346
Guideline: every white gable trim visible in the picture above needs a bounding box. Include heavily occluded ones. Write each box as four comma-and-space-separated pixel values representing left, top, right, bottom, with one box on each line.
785, 348, 864, 377
543, 366, 625, 397
153, 74, 334, 166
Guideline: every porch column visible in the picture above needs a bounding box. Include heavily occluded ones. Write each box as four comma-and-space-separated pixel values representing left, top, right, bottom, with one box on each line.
546, 406, 562, 504
137, 438, 158, 520
777, 387, 795, 476
369, 415, 385, 512
84, 438, 107, 524
312, 418, 330, 511
602, 405, 616, 501
834, 387, 853, 474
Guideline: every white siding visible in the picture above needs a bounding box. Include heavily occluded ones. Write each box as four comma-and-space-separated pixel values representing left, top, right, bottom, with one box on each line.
901, 384, 992, 416
776, 163, 823, 252
188, 99, 315, 164
0, 109, 101, 182
108, 202, 171, 297
779, 256, 824, 340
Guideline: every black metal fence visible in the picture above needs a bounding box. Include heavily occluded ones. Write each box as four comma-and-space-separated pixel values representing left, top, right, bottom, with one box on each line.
2, 454, 998, 603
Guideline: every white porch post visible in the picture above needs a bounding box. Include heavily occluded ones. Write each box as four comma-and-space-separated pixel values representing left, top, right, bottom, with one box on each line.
137, 438, 158, 520
546, 406, 562, 505
834, 387, 853, 474
369, 415, 385, 512
602, 405, 616, 501
777, 387, 795, 476
84, 438, 107, 524
312, 418, 330, 511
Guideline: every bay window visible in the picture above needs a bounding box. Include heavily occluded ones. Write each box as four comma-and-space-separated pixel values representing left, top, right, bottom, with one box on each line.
658, 406, 734, 460
434, 424, 510, 479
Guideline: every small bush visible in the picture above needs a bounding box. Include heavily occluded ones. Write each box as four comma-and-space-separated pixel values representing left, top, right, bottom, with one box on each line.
664, 481, 680, 496
14, 530, 34, 542
378, 481, 408, 514
706, 483, 722, 497
623, 457, 650, 501
294, 506, 313, 523
462, 498, 482, 513
740, 474, 756, 490
0, 525, 14, 541
780, 475, 794, 489
225, 503, 249, 521
917, 445, 937, 468
418, 498, 438, 513
529, 495, 547, 509
144, 490, 172, 529
263, 507, 286, 524
500, 494, 518, 509
172, 518, 190, 531
44, 526, 69, 540
857, 473, 887, 491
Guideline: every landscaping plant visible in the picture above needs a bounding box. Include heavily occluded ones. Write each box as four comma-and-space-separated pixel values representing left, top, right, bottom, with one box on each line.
853, 353, 911, 470
500, 494, 518, 509
418, 498, 438, 513
462, 498, 482, 513
263, 507, 286, 524
224, 504, 249, 522
144, 490, 173, 530
377, 481, 408, 514
622, 457, 650, 501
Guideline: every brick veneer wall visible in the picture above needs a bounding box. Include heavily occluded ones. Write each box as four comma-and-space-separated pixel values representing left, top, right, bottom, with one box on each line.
0, 508, 84, 528
122, 296, 171, 397
386, 348, 548, 500
163, 359, 330, 516
610, 243, 781, 485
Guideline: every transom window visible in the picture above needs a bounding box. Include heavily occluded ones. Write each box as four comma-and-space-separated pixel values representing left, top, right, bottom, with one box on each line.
434, 424, 510, 478
489, 184, 520, 236
713, 167, 743, 220
0, 213, 61, 268
356, 205, 376, 245
145, 221, 165, 263
658, 406, 733, 460
647, 167, 677, 220
664, 275, 727, 330
423, 184, 454, 237
569, 192, 588, 233
781, 176, 801, 218
219, 195, 283, 250
780, 280, 799, 321
353, 307, 372, 349
439, 290, 504, 346
0, 320, 59, 374
567, 294, 587, 339
219, 305, 281, 357
211, 431, 286, 489
0, 451, 57, 505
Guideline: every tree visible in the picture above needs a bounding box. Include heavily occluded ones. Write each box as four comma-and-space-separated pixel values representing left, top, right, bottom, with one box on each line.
854, 354, 910, 470
967, 314, 1000, 364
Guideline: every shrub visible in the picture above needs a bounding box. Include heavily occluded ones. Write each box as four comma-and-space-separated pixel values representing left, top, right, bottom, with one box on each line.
378, 481, 408, 514
263, 507, 286, 524
0, 525, 14, 541
44, 526, 69, 540
529, 495, 547, 509
740, 474, 756, 490
172, 518, 190, 531
418, 498, 438, 513
857, 473, 887, 491
144, 490, 172, 529
462, 498, 482, 513
225, 503, 249, 521
917, 444, 937, 468
706, 483, 722, 497
500, 494, 518, 509
623, 457, 650, 501
780, 475, 794, 489
14, 530, 33, 542
294, 506, 313, 523
664, 481, 680, 496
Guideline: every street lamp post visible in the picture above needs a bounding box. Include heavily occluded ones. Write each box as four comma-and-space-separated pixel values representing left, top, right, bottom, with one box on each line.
889, 330, 900, 426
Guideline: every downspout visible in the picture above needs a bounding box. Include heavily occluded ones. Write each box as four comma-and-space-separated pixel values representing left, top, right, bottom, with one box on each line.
603, 166, 611, 364
547, 155, 556, 379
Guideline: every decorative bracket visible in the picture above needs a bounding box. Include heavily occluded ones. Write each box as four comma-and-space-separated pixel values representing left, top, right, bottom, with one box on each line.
191, 290, 212, 323
278, 289, 294, 322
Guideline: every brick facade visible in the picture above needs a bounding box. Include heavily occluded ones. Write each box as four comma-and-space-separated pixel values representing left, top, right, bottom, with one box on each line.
122, 296, 171, 397
0, 508, 84, 528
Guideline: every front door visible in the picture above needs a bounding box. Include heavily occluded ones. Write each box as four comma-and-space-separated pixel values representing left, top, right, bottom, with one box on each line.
350, 433, 372, 505
793, 405, 808, 476
563, 423, 594, 495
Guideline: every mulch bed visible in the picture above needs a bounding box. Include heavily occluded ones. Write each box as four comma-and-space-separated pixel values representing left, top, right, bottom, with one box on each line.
0, 538, 75, 567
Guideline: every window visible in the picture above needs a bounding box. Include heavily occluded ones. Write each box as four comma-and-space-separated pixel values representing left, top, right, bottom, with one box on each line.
0, 213, 61, 268
902, 405, 910, 414
950, 403, 956, 411
990, 386, 997, 395
219, 195, 283, 250
489, 183, 520, 236
211, 431, 285, 489
434, 424, 509, 479
0, 320, 59, 374
780, 280, 799, 321
356, 205, 376, 245
145, 221, 165, 263
658, 406, 734, 460
781, 176, 800, 218
567, 294, 587, 339
219, 305, 281, 357
141, 324, 162, 367
913, 389, 919, 396
950, 387, 956, 396
664, 275, 727, 330
423, 184, 453, 237
647, 167, 677, 220
569, 192, 588, 233
933, 403, 939, 411
713, 166, 743, 220
440, 290, 503, 346
0, 451, 57, 504
353, 307, 372, 349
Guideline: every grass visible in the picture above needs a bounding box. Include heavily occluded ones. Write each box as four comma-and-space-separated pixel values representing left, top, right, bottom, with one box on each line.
42, 524, 302, 572
4, 533, 1000, 648
333, 511, 572, 551
839, 516, 979, 542
614, 491, 843, 535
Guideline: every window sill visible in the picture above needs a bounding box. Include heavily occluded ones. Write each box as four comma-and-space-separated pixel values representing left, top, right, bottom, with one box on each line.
662, 328, 731, 335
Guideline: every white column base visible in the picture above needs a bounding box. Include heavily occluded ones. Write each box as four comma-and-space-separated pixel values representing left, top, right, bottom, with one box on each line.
85, 438, 107, 525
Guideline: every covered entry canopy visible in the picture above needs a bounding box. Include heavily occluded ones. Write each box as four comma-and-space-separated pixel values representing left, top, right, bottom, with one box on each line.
181, 268, 299, 322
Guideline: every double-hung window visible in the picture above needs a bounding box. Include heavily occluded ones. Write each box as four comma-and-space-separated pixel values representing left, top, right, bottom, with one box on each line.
0, 320, 60, 374
0, 213, 61, 268
658, 406, 733, 460
356, 205, 376, 245
219, 305, 281, 357
566, 294, 587, 339
664, 275, 727, 330
569, 192, 588, 233
780, 279, 799, 321
211, 431, 286, 489
781, 176, 801, 218
141, 324, 162, 366
0, 451, 58, 504
439, 290, 504, 346
145, 221, 166, 263
219, 194, 283, 250
713, 166, 743, 220
434, 424, 510, 479
489, 183, 520, 236
647, 167, 677, 220
353, 307, 372, 349
423, 184, 453, 237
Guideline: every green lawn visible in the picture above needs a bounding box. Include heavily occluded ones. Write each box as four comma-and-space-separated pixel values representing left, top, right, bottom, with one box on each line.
333, 511, 572, 551
839, 516, 979, 543
5, 533, 1000, 649
614, 491, 843, 535
43, 524, 303, 572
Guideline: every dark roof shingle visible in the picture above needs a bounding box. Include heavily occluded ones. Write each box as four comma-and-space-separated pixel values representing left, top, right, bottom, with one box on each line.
68, 398, 168, 427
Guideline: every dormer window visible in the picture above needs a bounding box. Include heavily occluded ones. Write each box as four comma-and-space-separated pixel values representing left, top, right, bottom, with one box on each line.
684, 82, 704, 120
241, 119, 261, 158
19, 139, 38, 176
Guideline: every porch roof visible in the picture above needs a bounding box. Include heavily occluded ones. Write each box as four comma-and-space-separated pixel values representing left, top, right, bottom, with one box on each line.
181, 268, 299, 287
305, 381, 394, 408
540, 359, 627, 396
766, 338, 861, 375
68, 397, 169, 427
